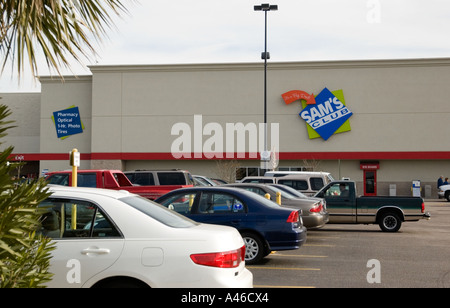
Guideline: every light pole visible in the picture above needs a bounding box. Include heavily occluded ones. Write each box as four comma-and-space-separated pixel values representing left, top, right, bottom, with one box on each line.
254, 3, 278, 167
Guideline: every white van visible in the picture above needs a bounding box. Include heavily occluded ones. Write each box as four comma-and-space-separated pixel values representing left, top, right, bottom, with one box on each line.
264, 171, 334, 196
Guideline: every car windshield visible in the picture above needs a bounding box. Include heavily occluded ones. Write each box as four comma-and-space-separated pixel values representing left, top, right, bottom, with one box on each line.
271, 184, 308, 199
120, 196, 198, 228
238, 189, 285, 209
264, 185, 298, 200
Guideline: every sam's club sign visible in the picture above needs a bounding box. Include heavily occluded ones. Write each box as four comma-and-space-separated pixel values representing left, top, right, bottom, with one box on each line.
282, 87, 353, 141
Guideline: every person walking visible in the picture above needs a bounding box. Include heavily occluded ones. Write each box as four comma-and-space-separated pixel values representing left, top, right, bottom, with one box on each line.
438, 175, 444, 188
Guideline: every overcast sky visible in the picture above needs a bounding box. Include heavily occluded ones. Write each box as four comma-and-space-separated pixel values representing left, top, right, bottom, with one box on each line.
2, 0, 450, 92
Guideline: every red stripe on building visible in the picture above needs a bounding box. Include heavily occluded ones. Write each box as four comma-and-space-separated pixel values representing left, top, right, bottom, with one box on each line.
8, 151, 450, 161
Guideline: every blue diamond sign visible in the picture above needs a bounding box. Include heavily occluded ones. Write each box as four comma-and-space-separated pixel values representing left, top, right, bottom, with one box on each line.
283, 88, 353, 141
52, 106, 84, 139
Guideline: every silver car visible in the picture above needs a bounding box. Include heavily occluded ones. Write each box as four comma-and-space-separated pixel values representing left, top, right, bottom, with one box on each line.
223, 183, 329, 229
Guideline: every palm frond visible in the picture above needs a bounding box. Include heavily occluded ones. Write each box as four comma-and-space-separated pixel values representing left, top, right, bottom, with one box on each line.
0, 0, 134, 78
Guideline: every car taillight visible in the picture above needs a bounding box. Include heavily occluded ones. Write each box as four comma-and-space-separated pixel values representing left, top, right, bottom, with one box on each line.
310, 203, 323, 213
240, 245, 246, 261
286, 211, 299, 223
190, 245, 245, 268
422, 202, 425, 213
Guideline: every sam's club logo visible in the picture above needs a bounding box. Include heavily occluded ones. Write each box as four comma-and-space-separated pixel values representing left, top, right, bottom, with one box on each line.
282, 87, 353, 141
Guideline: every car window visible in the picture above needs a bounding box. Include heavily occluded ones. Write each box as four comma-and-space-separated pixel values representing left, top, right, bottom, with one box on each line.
126, 172, 155, 186
325, 183, 351, 198
121, 196, 198, 228
39, 198, 121, 239
198, 193, 245, 214
78, 173, 97, 188
265, 185, 297, 200
278, 179, 308, 191
310, 177, 325, 190
239, 186, 266, 197
47, 174, 69, 186
158, 172, 186, 185
158, 192, 197, 214
271, 184, 308, 198
46, 173, 97, 188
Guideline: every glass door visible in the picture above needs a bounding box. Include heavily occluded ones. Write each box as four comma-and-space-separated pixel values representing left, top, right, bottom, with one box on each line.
364, 170, 377, 196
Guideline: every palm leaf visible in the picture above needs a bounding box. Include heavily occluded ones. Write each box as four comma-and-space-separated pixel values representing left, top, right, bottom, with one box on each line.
0, 0, 134, 78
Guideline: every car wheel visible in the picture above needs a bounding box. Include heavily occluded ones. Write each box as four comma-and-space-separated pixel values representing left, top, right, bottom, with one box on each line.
445, 191, 450, 202
241, 232, 265, 265
379, 212, 402, 232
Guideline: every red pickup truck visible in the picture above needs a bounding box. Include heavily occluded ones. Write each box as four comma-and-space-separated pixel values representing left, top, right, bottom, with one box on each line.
45, 169, 193, 200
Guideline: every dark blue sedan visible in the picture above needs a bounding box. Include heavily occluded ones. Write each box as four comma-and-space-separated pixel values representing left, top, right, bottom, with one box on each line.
155, 187, 307, 264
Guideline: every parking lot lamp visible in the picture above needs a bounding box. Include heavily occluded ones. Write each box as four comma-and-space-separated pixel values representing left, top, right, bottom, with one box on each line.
254, 4, 278, 167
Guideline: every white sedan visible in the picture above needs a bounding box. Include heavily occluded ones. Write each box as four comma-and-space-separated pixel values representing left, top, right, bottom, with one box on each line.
39, 186, 253, 288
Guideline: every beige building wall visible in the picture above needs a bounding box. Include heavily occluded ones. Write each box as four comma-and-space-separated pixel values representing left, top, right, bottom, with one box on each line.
1, 93, 41, 154
39, 76, 93, 171
3, 58, 450, 197
89, 59, 450, 156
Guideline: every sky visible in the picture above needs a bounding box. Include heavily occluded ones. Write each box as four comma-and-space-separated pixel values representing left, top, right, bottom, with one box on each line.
2, 0, 450, 92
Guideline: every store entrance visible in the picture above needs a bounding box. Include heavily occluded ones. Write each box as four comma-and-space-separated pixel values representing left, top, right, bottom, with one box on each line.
364, 170, 377, 196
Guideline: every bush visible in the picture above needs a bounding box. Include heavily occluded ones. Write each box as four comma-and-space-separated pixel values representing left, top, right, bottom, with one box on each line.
0, 105, 55, 288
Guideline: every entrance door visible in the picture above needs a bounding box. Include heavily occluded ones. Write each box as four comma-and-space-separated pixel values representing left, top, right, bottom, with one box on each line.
364, 170, 377, 196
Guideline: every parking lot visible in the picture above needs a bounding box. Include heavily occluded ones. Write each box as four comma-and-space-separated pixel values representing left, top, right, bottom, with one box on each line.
250, 200, 450, 288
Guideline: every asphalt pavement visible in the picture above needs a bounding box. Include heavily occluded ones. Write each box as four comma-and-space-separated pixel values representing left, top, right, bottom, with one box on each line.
250, 200, 450, 288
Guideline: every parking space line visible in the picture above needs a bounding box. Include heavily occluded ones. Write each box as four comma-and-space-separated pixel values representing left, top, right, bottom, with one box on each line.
248, 266, 320, 271
304, 244, 336, 247
271, 254, 328, 258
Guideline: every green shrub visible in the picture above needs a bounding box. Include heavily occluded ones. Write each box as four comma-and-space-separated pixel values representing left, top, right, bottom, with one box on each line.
0, 105, 55, 288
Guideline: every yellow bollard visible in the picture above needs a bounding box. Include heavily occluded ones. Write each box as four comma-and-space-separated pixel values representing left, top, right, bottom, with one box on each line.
70, 149, 79, 230
189, 194, 195, 209
70, 148, 79, 188
276, 192, 282, 205
265, 193, 271, 200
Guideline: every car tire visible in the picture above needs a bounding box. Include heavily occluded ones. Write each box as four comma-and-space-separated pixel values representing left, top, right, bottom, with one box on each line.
379, 212, 402, 232
93, 278, 150, 288
445, 191, 450, 202
241, 232, 265, 265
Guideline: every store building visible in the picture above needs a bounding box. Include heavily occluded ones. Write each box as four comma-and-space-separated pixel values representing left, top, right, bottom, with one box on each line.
2, 58, 450, 197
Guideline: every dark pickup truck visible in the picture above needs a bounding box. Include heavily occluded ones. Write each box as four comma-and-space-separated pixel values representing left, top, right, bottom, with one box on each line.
315, 180, 431, 232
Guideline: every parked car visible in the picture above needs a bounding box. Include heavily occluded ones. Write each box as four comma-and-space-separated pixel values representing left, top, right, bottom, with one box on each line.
155, 187, 307, 264
193, 175, 218, 186
38, 186, 253, 288
241, 172, 333, 196
224, 183, 329, 229
264, 171, 334, 196
46, 169, 192, 200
